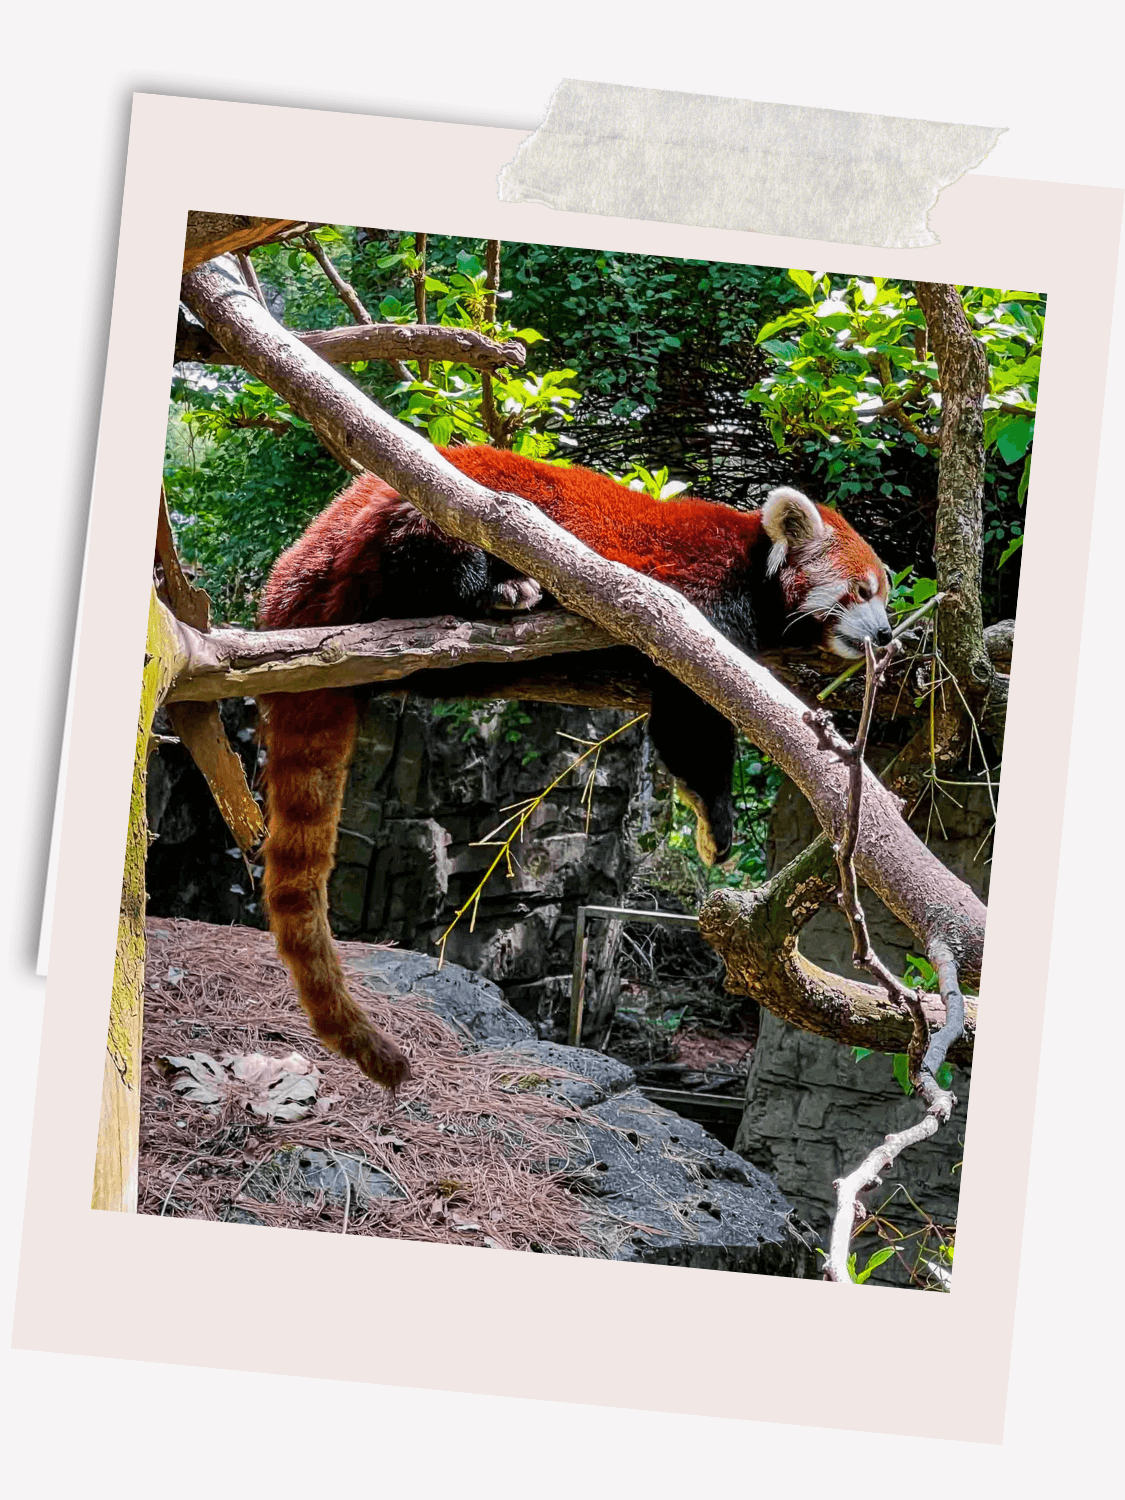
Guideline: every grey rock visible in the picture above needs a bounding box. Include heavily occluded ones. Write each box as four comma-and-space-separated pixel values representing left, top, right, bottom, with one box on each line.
347, 946, 536, 1047
246, 1147, 404, 1207
498, 1039, 636, 1108
351, 948, 814, 1275
567, 1088, 817, 1275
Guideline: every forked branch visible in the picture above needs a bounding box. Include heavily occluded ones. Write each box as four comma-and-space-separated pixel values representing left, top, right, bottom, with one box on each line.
805, 642, 963, 1283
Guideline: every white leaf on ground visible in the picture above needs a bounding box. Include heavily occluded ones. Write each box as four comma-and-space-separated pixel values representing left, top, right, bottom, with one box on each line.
158, 1052, 226, 1105
158, 1050, 322, 1121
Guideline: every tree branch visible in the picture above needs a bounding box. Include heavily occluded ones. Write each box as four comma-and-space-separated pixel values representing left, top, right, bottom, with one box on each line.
180, 259, 988, 1000
800, 643, 960, 1284
153, 491, 264, 855
887, 284, 1009, 789
410, 232, 430, 382
163, 606, 619, 703
173, 309, 527, 375
235, 252, 268, 308
302, 233, 375, 326
182, 214, 307, 272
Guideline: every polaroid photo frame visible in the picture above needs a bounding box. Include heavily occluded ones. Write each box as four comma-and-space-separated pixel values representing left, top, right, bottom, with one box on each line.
14, 92, 1121, 1443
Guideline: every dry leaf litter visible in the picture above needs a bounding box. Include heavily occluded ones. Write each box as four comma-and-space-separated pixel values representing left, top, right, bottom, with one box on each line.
141, 918, 617, 1254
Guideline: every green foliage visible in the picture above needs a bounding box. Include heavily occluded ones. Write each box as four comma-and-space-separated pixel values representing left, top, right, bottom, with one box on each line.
430, 699, 541, 764
889, 565, 939, 616
611, 463, 691, 500
163, 385, 342, 624
382, 241, 582, 456
851, 954, 954, 1095
749, 273, 1043, 576
165, 228, 583, 617
662, 742, 784, 890
848, 1245, 897, 1284
904, 952, 938, 990
507, 244, 791, 404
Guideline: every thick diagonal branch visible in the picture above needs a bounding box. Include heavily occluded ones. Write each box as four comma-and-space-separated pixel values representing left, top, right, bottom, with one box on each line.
180, 259, 988, 986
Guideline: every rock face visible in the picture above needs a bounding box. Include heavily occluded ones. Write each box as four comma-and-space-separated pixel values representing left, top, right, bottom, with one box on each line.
343, 948, 816, 1276
734, 774, 990, 1287
146, 696, 644, 1039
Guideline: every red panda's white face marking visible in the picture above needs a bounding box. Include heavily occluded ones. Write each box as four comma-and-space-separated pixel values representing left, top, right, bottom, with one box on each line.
761, 487, 892, 659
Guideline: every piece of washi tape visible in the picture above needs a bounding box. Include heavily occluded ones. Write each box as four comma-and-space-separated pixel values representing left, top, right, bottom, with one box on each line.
498, 79, 1005, 249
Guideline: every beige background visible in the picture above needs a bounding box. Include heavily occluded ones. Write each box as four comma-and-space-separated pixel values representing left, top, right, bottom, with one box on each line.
12, 93, 1121, 1443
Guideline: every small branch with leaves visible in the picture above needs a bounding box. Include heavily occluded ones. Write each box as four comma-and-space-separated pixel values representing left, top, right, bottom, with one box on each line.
802, 640, 962, 1284
437, 715, 647, 965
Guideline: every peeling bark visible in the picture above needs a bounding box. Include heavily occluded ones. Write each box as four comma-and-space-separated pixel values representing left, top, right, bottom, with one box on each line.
182, 213, 306, 272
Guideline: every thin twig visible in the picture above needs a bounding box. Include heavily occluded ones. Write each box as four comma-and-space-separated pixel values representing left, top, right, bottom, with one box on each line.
804, 640, 958, 1283
480, 239, 505, 447
437, 715, 646, 964
411, 232, 430, 382
236, 252, 267, 308
160, 1156, 204, 1216
817, 591, 946, 701
303, 233, 374, 325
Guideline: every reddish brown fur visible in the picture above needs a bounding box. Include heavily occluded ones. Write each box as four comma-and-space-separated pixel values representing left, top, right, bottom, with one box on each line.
258, 446, 886, 1088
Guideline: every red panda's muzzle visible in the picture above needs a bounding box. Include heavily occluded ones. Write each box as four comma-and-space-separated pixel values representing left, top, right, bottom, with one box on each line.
827, 596, 894, 658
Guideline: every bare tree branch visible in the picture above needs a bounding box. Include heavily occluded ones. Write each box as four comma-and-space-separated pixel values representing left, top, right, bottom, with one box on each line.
174, 310, 527, 375
154, 488, 264, 856
163, 606, 619, 703
235, 252, 268, 308
302, 233, 375, 325
162, 699, 266, 855
410, 232, 430, 382
801, 643, 959, 1284
480, 238, 506, 447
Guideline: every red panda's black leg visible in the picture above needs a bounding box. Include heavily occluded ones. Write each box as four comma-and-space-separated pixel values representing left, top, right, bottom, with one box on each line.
647, 674, 736, 865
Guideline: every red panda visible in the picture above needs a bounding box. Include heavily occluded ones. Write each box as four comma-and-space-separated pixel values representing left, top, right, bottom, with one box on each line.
258, 445, 891, 1088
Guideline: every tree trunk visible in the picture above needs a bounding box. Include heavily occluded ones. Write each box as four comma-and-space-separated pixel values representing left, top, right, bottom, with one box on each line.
91, 591, 182, 1211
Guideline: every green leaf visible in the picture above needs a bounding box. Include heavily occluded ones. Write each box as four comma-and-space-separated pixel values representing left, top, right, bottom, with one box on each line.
1017, 454, 1032, 507
855, 1246, 896, 1283
788, 268, 815, 298
852, 1046, 874, 1062
936, 1062, 954, 1090
997, 534, 1024, 568
904, 953, 937, 989
892, 1053, 914, 1096
994, 415, 1034, 464
426, 415, 454, 447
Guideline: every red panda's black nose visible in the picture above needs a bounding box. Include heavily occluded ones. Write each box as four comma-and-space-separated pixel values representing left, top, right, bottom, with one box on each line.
875, 624, 893, 647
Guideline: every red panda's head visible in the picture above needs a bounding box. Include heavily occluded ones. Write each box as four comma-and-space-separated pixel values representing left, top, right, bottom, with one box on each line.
761, 487, 892, 659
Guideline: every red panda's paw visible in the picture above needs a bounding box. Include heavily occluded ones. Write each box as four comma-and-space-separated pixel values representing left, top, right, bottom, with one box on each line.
674, 781, 732, 867
488, 576, 543, 612
337, 1021, 412, 1091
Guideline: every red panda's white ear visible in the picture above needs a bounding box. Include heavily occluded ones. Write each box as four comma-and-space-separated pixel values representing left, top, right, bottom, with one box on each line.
762, 487, 826, 574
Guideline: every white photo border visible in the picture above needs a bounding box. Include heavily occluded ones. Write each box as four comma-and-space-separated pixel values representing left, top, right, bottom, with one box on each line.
14, 92, 1122, 1443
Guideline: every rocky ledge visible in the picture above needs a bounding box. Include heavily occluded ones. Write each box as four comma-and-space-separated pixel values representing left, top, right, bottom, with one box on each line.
343, 948, 817, 1277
